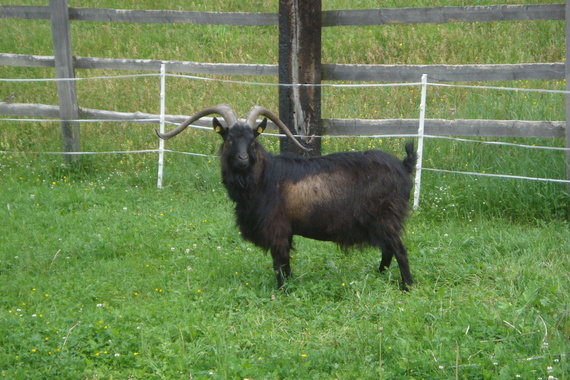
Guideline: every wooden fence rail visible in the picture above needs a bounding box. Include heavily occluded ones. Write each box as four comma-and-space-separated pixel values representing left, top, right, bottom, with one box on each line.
0, 53, 565, 82
1, 4, 564, 25
0, 102, 564, 140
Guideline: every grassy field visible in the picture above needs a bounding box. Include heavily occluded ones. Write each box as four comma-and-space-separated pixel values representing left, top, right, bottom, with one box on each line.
1, 153, 569, 379
1, 1, 570, 379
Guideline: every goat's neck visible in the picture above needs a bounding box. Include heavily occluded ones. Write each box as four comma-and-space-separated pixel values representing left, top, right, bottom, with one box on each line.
223, 165, 264, 203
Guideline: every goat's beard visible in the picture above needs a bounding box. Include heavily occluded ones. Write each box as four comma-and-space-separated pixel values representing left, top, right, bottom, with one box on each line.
221, 164, 256, 204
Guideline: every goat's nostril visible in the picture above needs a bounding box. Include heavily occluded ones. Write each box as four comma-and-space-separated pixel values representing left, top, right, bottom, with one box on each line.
238, 153, 248, 161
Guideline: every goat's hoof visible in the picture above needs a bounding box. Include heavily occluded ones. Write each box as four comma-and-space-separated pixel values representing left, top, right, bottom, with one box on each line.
378, 265, 390, 273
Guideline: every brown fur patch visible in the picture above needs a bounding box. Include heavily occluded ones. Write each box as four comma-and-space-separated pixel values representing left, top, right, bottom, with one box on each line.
284, 172, 347, 220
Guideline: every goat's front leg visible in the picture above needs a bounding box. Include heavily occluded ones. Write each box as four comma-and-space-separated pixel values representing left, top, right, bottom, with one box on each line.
270, 238, 292, 288
378, 250, 393, 273
375, 240, 393, 273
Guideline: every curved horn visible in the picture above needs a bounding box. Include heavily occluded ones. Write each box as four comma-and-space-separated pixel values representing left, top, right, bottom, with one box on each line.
246, 106, 312, 152
156, 104, 238, 140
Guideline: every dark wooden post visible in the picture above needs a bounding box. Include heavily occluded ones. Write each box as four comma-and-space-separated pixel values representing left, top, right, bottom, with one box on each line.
278, 0, 322, 156
566, 0, 570, 185
50, 0, 80, 162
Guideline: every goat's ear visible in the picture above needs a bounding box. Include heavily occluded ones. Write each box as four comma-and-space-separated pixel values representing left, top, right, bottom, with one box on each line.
255, 118, 268, 137
213, 117, 227, 138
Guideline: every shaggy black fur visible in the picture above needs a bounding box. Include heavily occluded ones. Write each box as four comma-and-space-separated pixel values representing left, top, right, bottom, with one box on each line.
215, 118, 417, 290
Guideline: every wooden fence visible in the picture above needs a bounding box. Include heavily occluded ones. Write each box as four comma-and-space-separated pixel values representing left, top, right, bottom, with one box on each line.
0, 3, 565, 83
0, 1, 568, 172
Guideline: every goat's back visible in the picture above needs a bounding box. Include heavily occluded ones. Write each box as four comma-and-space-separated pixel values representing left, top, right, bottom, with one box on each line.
271, 149, 414, 246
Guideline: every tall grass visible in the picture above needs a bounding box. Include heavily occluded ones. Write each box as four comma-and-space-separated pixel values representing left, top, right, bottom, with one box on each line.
1, 1, 569, 378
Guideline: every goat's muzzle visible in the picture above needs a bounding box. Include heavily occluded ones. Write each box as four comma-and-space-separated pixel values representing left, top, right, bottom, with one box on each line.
234, 153, 250, 170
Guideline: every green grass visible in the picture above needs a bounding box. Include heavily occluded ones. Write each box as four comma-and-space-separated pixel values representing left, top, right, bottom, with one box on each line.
1, 1, 570, 378
0, 154, 569, 379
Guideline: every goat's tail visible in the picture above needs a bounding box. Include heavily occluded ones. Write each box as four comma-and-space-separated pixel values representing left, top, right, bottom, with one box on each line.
403, 142, 418, 175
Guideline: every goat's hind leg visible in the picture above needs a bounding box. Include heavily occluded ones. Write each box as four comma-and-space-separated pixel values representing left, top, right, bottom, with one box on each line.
376, 237, 413, 291
392, 237, 413, 291
270, 239, 292, 289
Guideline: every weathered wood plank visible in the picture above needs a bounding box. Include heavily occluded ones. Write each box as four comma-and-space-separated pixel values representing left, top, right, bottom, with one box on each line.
1, 54, 563, 82
2, 4, 563, 25
322, 4, 565, 26
0, 53, 279, 76
0, 6, 277, 26
77, 57, 280, 76
0, 5, 51, 19
1, 103, 564, 139
0, 102, 202, 125
278, 0, 322, 155
50, 0, 80, 160
322, 63, 565, 82
0, 103, 62, 118
67, 8, 277, 26
0, 53, 55, 68
424, 119, 565, 139
323, 118, 565, 138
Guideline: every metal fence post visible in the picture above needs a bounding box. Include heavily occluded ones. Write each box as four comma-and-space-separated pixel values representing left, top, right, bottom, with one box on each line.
157, 63, 166, 188
413, 74, 428, 211
565, 0, 570, 187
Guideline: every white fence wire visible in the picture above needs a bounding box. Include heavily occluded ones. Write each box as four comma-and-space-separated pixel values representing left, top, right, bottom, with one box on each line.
1, 66, 569, 208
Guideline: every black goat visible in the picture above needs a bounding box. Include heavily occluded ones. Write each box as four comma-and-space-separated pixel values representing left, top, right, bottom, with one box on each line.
157, 104, 417, 290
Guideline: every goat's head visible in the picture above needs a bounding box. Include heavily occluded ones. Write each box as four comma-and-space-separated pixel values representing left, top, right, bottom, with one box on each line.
156, 105, 311, 168
214, 116, 266, 171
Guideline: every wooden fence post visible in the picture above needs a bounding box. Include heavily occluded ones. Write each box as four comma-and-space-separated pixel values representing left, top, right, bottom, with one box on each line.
278, 0, 322, 155
50, 0, 80, 162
